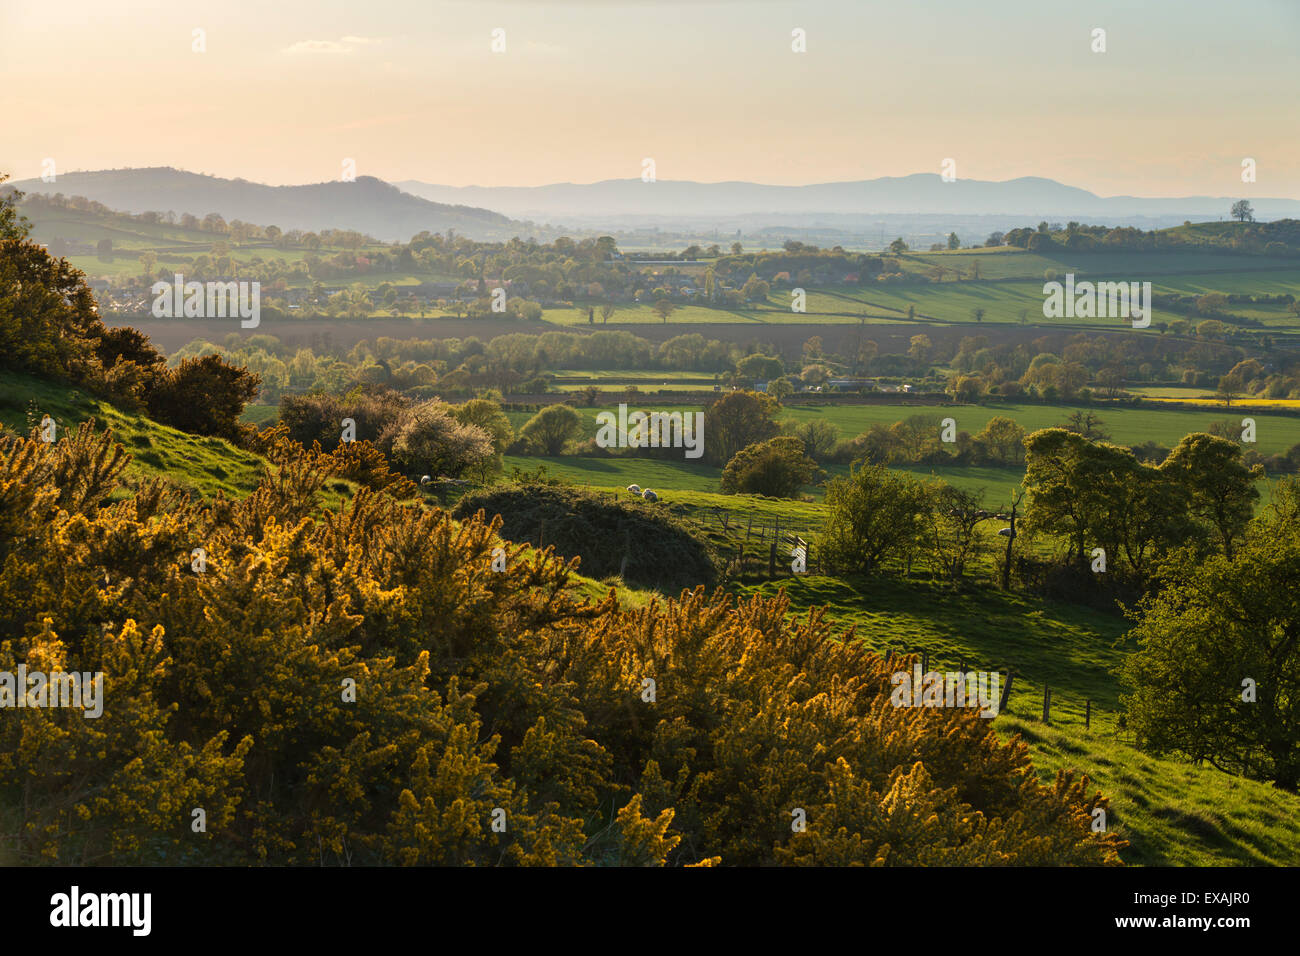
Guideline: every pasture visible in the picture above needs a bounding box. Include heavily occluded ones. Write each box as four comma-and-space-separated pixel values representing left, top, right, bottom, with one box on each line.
496, 398, 1300, 456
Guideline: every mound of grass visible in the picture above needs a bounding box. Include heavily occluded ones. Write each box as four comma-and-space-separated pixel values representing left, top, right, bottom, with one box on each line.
453, 482, 720, 594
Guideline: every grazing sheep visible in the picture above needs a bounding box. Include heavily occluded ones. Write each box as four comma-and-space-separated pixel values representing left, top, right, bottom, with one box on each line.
641, 489, 658, 503
626, 484, 642, 495
419, 475, 433, 486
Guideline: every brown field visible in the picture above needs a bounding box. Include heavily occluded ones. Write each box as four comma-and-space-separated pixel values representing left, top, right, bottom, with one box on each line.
113, 314, 1166, 357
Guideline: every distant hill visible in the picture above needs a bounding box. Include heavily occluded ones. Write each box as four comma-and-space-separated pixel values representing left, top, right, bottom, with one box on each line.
10, 168, 526, 242
396, 173, 1300, 227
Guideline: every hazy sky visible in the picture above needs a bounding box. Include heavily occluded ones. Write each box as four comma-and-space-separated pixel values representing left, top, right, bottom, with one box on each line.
3, 0, 1297, 196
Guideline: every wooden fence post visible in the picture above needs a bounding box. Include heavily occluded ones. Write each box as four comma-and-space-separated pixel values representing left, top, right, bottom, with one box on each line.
768, 542, 777, 578
1042, 686, 1051, 724
999, 671, 1014, 714
1085, 699, 1091, 731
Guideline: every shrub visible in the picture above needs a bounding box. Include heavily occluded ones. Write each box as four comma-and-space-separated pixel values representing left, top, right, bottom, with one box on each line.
519, 403, 583, 455
819, 463, 930, 575
278, 388, 409, 454
720, 436, 818, 498
391, 400, 494, 479
146, 354, 261, 441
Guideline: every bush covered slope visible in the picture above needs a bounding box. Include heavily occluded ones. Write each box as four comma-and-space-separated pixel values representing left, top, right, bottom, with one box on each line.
0, 423, 1122, 865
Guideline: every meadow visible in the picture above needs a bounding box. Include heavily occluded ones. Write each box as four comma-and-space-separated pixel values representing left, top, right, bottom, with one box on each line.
778, 399, 1300, 454
538, 249, 1300, 333
492, 397, 1300, 456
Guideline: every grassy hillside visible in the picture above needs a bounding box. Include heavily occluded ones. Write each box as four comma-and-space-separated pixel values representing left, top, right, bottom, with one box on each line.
0, 372, 279, 501
0, 372, 653, 604
21, 201, 459, 285
750, 574, 1131, 728
739, 573, 1300, 866
1007, 718, 1300, 866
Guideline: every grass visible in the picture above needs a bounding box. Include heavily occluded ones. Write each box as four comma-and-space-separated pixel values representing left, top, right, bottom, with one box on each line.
749, 573, 1132, 721
1005, 717, 1300, 866
735, 571, 1300, 866
904, 248, 1300, 282
779, 400, 1300, 455
545, 303, 771, 325
0, 372, 358, 509
241, 403, 280, 425
503, 453, 725, 494
536, 262, 1300, 332
548, 369, 723, 392
500, 398, 1300, 456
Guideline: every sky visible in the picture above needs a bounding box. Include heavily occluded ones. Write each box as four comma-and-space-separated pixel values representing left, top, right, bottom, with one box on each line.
2, 0, 1298, 197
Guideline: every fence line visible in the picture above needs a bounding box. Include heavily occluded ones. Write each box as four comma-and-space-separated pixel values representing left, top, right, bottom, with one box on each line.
607, 490, 1130, 740
876, 643, 1130, 740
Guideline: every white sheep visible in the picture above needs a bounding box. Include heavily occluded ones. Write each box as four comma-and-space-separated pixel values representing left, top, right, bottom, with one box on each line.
626, 484, 642, 495
641, 489, 658, 503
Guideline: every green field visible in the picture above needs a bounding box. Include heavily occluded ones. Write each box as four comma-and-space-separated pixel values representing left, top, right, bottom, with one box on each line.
253, 393, 1291, 508
539, 256, 1300, 332
502, 453, 1025, 506
34, 202, 1300, 338
23, 204, 449, 287
476, 393, 1300, 508
904, 247, 1300, 281
503, 453, 726, 495
779, 400, 1300, 453
547, 369, 723, 392
498, 398, 1300, 455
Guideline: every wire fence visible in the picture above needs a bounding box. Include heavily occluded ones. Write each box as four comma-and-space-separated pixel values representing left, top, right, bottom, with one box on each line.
874, 642, 1131, 740
601, 489, 1132, 740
